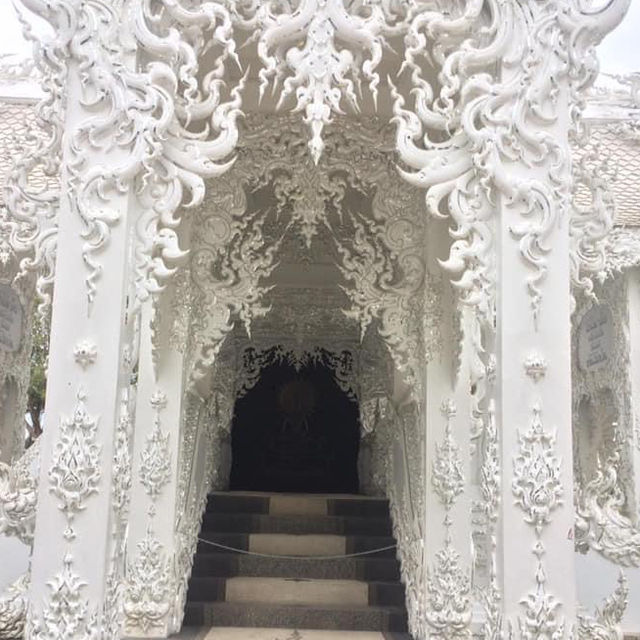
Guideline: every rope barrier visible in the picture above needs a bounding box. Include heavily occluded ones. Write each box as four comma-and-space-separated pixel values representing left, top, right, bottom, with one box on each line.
197, 537, 397, 560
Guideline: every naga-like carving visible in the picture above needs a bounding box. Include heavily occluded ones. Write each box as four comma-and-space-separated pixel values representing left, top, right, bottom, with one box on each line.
0, 438, 39, 544
577, 572, 628, 640
27, 555, 99, 640
575, 452, 640, 567
0, 573, 28, 640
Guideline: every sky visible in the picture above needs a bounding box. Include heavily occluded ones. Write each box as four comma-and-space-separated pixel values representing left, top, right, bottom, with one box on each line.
0, 1, 638, 75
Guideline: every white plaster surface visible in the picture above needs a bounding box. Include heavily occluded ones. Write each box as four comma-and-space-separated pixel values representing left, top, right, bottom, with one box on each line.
0, 535, 29, 591
576, 551, 640, 632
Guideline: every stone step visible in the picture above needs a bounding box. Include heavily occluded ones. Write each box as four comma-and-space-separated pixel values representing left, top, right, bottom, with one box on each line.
187, 577, 406, 607
183, 601, 408, 632
207, 493, 389, 518
201, 512, 392, 536
196, 533, 397, 558
172, 628, 412, 640
191, 552, 401, 582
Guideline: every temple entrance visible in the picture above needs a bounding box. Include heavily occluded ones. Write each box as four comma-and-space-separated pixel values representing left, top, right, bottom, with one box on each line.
229, 360, 360, 493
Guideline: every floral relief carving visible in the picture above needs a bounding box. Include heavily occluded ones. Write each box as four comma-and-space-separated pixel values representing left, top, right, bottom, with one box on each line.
48, 389, 101, 540
511, 543, 566, 640
124, 529, 172, 634
27, 555, 98, 640
426, 399, 472, 638
431, 400, 464, 509
512, 405, 564, 534
425, 537, 472, 639
230, 2, 407, 164
511, 405, 571, 638
112, 395, 133, 528
139, 392, 171, 504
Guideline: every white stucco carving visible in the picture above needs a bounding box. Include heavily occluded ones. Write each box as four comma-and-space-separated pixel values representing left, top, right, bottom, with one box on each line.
0, 0, 636, 638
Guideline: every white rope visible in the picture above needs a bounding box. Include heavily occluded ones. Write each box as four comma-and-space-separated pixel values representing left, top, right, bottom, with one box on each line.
197, 537, 397, 560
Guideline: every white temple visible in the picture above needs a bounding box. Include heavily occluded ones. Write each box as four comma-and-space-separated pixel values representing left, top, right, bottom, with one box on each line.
1, 1, 640, 638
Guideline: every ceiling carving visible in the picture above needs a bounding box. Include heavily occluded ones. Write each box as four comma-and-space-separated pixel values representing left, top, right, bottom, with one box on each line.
182, 113, 431, 394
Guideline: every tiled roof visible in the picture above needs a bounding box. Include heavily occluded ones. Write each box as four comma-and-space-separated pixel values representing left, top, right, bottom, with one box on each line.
578, 122, 640, 227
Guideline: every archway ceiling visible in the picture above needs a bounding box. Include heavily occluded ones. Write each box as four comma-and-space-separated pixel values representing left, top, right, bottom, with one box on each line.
187, 113, 432, 392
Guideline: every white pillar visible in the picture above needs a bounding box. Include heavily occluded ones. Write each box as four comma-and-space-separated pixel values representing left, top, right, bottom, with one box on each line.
494, 98, 577, 639
26, 62, 137, 636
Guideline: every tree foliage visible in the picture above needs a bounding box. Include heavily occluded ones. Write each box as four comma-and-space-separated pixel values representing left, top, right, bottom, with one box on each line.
25, 310, 49, 445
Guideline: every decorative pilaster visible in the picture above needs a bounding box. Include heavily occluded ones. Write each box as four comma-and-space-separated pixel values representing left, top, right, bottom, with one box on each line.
422, 252, 473, 640
25, 48, 138, 640
124, 291, 188, 638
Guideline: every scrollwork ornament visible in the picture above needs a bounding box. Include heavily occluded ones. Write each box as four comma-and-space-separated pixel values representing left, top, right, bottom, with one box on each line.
48, 389, 101, 540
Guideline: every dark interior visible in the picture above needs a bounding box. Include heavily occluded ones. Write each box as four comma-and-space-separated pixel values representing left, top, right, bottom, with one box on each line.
229, 359, 360, 493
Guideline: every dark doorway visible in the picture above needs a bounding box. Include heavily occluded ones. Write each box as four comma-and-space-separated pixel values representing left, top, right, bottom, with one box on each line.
229, 359, 360, 493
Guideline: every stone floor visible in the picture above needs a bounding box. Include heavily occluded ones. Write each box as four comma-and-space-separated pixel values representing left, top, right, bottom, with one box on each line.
169, 628, 411, 639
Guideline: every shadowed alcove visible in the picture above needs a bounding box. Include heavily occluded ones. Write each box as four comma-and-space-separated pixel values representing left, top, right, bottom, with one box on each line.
229, 359, 360, 494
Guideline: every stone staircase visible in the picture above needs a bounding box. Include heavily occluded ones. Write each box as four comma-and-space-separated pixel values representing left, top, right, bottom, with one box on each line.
183, 492, 411, 639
